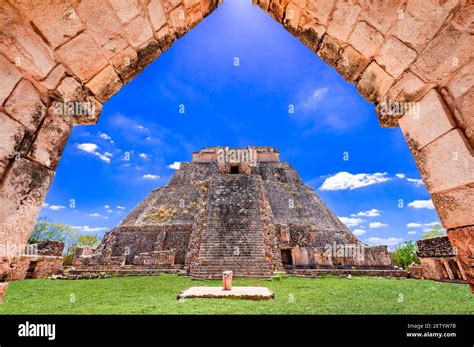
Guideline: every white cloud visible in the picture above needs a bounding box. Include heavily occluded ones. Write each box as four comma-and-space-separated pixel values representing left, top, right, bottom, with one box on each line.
353, 229, 366, 236
143, 174, 160, 180
320, 172, 391, 191
396, 173, 406, 179
87, 212, 105, 218
338, 217, 364, 227
73, 225, 108, 233
407, 221, 439, 229
300, 87, 329, 110
139, 153, 148, 160
408, 199, 435, 209
117, 206, 126, 210
104, 205, 110, 209
369, 222, 388, 229
99, 133, 112, 141
351, 208, 380, 217
76, 143, 111, 163
167, 161, 181, 170
407, 178, 423, 186
408, 231, 417, 235
107, 209, 113, 213
42, 202, 65, 211
366, 237, 403, 247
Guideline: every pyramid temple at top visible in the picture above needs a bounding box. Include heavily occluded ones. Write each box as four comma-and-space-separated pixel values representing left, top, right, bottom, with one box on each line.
73, 146, 395, 279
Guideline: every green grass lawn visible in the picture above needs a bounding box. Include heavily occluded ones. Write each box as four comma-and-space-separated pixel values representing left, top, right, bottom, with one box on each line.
1, 274, 473, 314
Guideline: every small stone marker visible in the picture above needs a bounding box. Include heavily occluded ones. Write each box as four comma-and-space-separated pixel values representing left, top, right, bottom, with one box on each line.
223, 270, 233, 290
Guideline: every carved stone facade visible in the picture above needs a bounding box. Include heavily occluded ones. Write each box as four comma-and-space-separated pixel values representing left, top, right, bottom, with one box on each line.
73, 147, 396, 279
0, 0, 472, 296
410, 236, 467, 283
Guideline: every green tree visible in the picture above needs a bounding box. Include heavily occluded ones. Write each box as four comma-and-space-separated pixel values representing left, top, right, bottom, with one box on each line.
421, 224, 446, 239
392, 241, 419, 270
29, 217, 78, 253
78, 234, 100, 248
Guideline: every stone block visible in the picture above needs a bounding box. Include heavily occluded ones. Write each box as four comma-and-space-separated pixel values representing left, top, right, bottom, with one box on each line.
327, 0, 361, 42
4, 80, 46, 132
186, 4, 204, 28
0, 159, 54, 247
297, 15, 326, 51
111, 47, 139, 83
447, 60, 473, 99
375, 36, 417, 78
109, 0, 142, 24
0, 55, 22, 106
356, 62, 394, 103
358, 0, 404, 33
411, 129, 474, 193
390, 0, 459, 52
10, 0, 83, 48
447, 225, 474, 292
77, 0, 129, 59
413, 26, 474, 85
0, 112, 24, 163
454, 88, 474, 148
0, 2, 55, 79
347, 21, 384, 59
335, 45, 369, 83
306, 0, 333, 25
284, 3, 302, 31
432, 185, 474, 229
86, 66, 123, 103
163, 0, 182, 12
41, 64, 66, 91
124, 14, 155, 48
399, 89, 456, 150
56, 33, 108, 81
169, 5, 188, 33
317, 34, 341, 66
0, 282, 8, 304
148, 0, 167, 31
29, 113, 72, 169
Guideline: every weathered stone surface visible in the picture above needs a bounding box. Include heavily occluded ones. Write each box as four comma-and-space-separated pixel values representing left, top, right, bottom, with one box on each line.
284, 3, 302, 30
399, 89, 456, 150
148, 0, 167, 31
0, 112, 24, 164
111, 47, 139, 83
386, 71, 433, 103
413, 26, 474, 85
317, 34, 341, 66
347, 21, 384, 59
169, 5, 188, 33
0, 2, 55, 79
10, 0, 83, 48
55, 76, 84, 101
4, 79, 46, 132
376, 36, 417, 78
306, 0, 333, 25
327, 0, 361, 41
411, 129, 474, 194
335, 45, 369, 83
417, 236, 456, 258
0, 55, 21, 106
0, 158, 54, 248
432, 184, 474, 229
86, 66, 123, 103
447, 226, 474, 293
56, 33, 108, 81
41, 64, 65, 91
356, 62, 394, 103
29, 113, 72, 169
297, 14, 326, 51
453, 88, 474, 147
124, 14, 155, 48
177, 286, 275, 300
358, 0, 404, 33
390, 0, 459, 52
0, 282, 8, 303
447, 61, 473, 99
76, 0, 129, 59
109, 0, 142, 24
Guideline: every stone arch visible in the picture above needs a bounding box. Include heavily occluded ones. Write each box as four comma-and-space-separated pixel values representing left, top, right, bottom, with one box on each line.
0, 0, 472, 292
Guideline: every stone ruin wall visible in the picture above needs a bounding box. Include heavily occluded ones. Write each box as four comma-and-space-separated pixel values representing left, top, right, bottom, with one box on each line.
0, 0, 471, 289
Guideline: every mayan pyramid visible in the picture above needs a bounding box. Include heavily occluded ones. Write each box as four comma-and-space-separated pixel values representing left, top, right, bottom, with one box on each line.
74, 147, 393, 279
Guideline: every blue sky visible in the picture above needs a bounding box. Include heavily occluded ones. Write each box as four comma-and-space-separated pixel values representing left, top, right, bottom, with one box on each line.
39, 0, 440, 248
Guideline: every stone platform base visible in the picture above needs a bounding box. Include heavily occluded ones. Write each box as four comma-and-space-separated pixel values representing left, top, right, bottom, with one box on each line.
287, 268, 408, 277
177, 286, 274, 300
